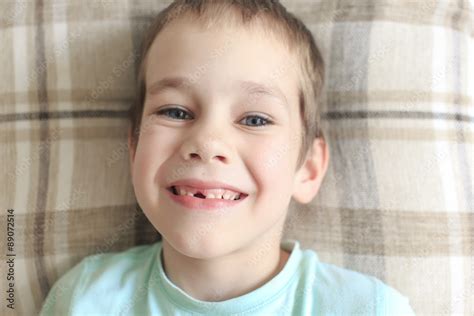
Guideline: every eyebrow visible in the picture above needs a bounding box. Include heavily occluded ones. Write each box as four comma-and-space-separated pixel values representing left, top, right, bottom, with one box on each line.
147, 77, 189, 96
147, 76, 289, 107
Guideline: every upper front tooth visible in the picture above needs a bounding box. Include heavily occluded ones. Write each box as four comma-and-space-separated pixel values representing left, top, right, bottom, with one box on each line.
223, 192, 233, 200
174, 185, 241, 199
176, 187, 194, 196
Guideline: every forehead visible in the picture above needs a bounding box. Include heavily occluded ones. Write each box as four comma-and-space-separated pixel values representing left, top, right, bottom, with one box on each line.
147, 76, 290, 109
144, 18, 300, 108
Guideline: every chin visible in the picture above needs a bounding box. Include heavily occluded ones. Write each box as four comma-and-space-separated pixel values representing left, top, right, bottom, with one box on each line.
164, 233, 230, 259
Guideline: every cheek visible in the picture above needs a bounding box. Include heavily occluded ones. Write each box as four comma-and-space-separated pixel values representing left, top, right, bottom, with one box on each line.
250, 135, 296, 196
254, 133, 298, 173
132, 130, 173, 190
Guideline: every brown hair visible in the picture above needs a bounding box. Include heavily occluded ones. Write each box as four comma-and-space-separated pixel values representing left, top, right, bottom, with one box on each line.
128, 0, 325, 170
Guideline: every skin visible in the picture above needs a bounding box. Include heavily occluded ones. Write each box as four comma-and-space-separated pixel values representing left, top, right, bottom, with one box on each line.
128, 17, 329, 302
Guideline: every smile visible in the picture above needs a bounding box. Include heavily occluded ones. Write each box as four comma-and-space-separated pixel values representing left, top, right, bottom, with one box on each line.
165, 186, 248, 211
167, 185, 247, 201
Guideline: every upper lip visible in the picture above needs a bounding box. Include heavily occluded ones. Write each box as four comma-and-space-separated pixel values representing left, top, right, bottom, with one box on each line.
167, 178, 248, 195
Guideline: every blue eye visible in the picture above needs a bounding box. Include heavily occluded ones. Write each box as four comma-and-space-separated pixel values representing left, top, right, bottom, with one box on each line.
240, 115, 274, 127
155, 107, 274, 127
156, 107, 193, 120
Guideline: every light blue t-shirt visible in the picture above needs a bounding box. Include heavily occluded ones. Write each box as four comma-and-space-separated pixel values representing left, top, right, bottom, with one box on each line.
40, 239, 415, 315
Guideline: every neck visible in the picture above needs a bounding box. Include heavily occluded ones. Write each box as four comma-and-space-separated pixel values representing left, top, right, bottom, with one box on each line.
160, 233, 291, 302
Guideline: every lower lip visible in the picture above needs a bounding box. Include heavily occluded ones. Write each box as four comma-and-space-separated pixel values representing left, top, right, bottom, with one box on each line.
165, 188, 247, 211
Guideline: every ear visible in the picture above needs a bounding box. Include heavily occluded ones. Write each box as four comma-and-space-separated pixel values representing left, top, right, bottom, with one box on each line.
292, 137, 330, 204
127, 126, 137, 179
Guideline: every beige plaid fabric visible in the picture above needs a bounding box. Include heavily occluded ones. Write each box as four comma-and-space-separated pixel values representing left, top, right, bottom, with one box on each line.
0, 0, 473, 315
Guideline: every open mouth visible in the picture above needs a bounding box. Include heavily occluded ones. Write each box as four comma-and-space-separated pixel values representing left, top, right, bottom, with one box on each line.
166, 186, 248, 201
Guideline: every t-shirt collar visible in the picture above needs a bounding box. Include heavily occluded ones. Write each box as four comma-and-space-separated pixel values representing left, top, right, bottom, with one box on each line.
152, 239, 303, 314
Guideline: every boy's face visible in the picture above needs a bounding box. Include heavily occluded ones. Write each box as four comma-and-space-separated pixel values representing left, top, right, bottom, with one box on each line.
128, 18, 328, 258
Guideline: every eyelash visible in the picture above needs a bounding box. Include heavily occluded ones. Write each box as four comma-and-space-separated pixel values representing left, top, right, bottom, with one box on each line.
155, 106, 274, 127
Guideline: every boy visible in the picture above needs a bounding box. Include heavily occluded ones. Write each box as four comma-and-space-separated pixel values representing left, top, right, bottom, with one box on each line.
40, 1, 416, 315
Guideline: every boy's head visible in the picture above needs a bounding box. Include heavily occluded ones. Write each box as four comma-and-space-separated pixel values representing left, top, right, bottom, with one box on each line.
127, 0, 329, 256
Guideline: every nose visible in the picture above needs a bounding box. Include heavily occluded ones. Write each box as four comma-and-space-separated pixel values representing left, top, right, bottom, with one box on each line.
179, 132, 231, 164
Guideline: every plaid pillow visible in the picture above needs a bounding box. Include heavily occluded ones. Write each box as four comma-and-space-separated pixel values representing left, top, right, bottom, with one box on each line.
0, 0, 472, 315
